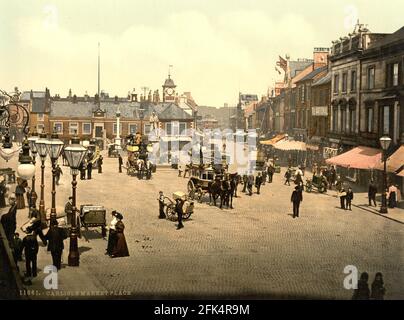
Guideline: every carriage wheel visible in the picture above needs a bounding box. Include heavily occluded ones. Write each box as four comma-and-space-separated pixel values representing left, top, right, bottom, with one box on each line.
187, 180, 195, 193
319, 184, 326, 193
183, 210, 192, 220
166, 204, 177, 221
197, 188, 203, 203
305, 182, 312, 193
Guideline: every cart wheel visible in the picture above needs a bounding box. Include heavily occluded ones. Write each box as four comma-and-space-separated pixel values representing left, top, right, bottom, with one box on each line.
319, 184, 326, 193
183, 211, 192, 220
187, 180, 195, 193
305, 183, 312, 193
197, 188, 203, 203
166, 204, 177, 221
188, 189, 195, 200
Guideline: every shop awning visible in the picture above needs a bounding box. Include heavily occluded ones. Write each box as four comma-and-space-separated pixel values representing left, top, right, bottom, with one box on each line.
325, 146, 382, 169
273, 140, 307, 151
374, 145, 404, 173
306, 144, 319, 151
260, 134, 286, 146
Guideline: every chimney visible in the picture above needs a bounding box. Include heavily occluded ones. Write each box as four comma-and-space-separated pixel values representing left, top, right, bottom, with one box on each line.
148, 90, 152, 102
114, 95, 119, 104
313, 47, 329, 69
30, 90, 33, 99
73, 95, 77, 104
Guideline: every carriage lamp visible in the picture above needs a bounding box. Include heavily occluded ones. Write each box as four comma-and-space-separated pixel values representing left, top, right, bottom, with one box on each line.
46, 130, 64, 224
379, 136, 392, 214
64, 134, 87, 267
0, 130, 20, 161
35, 132, 49, 226
17, 138, 36, 180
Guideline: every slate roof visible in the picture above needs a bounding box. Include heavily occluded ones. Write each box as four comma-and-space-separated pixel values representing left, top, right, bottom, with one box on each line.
289, 60, 313, 78
163, 77, 176, 87
312, 71, 331, 87
50, 100, 192, 120
367, 27, 404, 49
298, 65, 328, 82
31, 98, 47, 113
20, 91, 46, 100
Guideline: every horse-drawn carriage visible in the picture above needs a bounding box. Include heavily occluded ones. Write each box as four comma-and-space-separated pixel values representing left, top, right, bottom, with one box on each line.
164, 191, 194, 221
187, 165, 240, 209
125, 133, 155, 179
107, 143, 120, 158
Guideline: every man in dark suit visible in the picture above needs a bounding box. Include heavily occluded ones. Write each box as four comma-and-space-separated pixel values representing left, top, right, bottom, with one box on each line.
175, 199, 184, 230
87, 161, 93, 180
45, 220, 67, 270
64, 197, 73, 225
1, 197, 17, 242
118, 155, 123, 173
291, 186, 303, 218
255, 172, 263, 195
79, 161, 86, 180
22, 228, 39, 278
368, 180, 377, 207
98, 156, 103, 174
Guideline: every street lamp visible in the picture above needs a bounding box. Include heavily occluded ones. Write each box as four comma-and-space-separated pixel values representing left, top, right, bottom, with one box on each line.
46, 131, 64, 224
0, 130, 20, 161
35, 132, 49, 226
16, 138, 36, 181
64, 134, 87, 266
27, 131, 39, 211
379, 136, 392, 214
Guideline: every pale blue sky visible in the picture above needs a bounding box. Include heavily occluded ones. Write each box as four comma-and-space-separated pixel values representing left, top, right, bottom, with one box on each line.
0, 0, 402, 106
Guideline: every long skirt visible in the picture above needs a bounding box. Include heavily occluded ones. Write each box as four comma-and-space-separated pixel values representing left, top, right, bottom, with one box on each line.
112, 232, 129, 257
388, 192, 397, 208
16, 194, 25, 209
106, 230, 117, 255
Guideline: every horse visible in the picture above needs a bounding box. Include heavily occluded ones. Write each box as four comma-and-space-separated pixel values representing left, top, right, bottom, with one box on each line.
145, 160, 153, 180
228, 173, 241, 209
136, 159, 145, 179
208, 179, 224, 208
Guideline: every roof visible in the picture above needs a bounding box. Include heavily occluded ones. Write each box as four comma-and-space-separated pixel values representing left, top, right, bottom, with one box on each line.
163, 76, 176, 88
325, 146, 382, 169
50, 100, 192, 120
260, 134, 286, 146
312, 71, 331, 87
31, 98, 47, 113
367, 27, 404, 49
374, 145, 404, 173
289, 60, 313, 78
21, 91, 46, 100
298, 66, 328, 82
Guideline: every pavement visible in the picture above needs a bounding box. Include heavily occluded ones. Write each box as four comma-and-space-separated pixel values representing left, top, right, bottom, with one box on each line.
1, 152, 404, 300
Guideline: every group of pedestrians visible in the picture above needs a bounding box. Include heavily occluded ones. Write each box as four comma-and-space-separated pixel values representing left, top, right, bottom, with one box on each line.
241, 172, 264, 196
352, 272, 386, 300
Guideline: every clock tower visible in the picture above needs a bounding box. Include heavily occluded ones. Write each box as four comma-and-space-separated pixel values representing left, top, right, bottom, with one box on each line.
162, 72, 176, 103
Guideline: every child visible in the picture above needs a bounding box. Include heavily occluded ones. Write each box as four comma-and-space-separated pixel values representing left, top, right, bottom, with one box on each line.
158, 191, 166, 219
346, 187, 354, 211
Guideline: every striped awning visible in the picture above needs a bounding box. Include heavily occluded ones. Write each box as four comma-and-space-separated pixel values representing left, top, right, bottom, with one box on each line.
325, 146, 382, 169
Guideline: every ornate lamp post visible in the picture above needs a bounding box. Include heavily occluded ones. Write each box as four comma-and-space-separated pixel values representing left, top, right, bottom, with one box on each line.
64, 134, 87, 266
35, 132, 49, 226
379, 136, 392, 214
16, 138, 36, 181
27, 131, 39, 211
45, 131, 64, 224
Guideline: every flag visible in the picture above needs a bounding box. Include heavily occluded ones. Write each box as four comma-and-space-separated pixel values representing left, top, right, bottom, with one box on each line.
276, 55, 287, 72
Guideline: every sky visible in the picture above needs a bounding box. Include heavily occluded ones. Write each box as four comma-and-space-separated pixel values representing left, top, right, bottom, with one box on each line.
0, 0, 403, 107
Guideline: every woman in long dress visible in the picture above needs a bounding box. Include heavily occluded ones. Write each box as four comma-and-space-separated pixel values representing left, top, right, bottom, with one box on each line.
15, 178, 27, 210
111, 213, 129, 258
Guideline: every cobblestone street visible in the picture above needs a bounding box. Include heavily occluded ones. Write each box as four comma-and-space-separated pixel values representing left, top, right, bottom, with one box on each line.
2, 153, 404, 299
